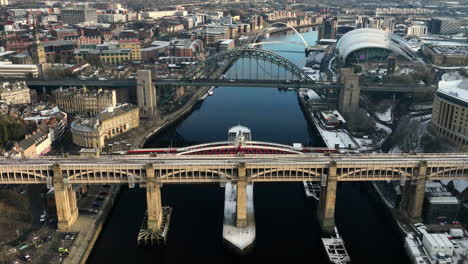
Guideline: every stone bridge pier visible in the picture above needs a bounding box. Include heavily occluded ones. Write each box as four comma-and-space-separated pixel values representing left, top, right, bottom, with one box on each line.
399, 161, 428, 224
53, 163, 78, 232
317, 161, 338, 235
338, 68, 360, 113
146, 164, 163, 231
236, 165, 248, 227
138, 163, 172, 246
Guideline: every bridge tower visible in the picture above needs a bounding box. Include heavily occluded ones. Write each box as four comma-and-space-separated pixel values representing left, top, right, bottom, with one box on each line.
338, 68, 360, 113
137, 70, 157, 115
317, 161, 338, 235
399, 161, 428, 224
53, 163, 78, 231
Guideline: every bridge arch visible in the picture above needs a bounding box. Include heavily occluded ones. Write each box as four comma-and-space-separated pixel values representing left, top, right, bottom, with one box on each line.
429, 167, 468, 178
185, 47, 313, 82
1, 171, 48, 181
160, 169, 233, 180
67, 170, 143, 181
250, 168, 322, 179
338, 168, 413, 180
252, 22, 309, 47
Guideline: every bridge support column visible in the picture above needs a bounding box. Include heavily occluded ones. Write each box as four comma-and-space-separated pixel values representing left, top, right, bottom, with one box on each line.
137, 70, 157, 116
399, 161, 428, 224
53, 163, 78, 232
317, 161, 338, 235
146, 164, 162, 231
237, 164, 248, 228
138, 163, 172, 246
338, 68, 360, 113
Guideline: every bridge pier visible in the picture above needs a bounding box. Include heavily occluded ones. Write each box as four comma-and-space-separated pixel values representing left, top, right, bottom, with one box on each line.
53, 163, 78, 232
223, 163, 256, 254
317, 161, 337, 235
138, 163, 172, 246
146, 165, 162, 231
237, 165, 248, 228
137, 70, 157, 116
399, 161, 428, 224
338, 68, 360, 113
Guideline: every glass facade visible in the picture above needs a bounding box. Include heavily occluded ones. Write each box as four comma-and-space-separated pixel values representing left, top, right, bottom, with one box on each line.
345, 47, 393, 64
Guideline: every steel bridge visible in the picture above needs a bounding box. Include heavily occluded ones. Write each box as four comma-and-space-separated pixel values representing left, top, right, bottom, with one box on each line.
1, 153, 467, 237
22, 47, 429, 94
25, 78, 427, 93
1, 153, 467, 184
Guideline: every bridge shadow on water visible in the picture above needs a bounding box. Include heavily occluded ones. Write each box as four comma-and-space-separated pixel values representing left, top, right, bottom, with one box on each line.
87, 182, 410, 264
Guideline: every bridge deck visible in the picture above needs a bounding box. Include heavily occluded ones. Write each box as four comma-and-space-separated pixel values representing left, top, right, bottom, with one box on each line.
0, 153, 467, 184
23, 79, 428, 93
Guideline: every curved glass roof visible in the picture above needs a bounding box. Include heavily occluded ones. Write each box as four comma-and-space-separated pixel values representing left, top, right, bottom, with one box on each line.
336, 28, 417, 63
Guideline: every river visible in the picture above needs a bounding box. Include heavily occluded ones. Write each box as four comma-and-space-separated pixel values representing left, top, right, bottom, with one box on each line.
87, 28, 411, 264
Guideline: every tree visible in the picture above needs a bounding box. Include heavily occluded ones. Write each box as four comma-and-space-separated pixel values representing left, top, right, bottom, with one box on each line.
0, 116, 25, 149
343, 109, 376, 135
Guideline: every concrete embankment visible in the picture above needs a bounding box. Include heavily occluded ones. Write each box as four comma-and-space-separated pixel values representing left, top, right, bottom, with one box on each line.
63, 186, 120, 264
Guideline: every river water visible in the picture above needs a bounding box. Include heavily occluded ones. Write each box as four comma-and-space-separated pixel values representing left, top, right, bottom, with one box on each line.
87, 29, 411, 264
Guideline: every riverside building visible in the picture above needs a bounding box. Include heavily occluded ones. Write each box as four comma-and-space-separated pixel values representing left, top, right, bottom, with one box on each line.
53, 87, 117, 116
71, 104, 139, 149
431, 79, 468, 151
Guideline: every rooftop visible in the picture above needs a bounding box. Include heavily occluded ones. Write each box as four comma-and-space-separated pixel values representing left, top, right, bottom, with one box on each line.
428, 44, 468, 55
98, 104, 137, 121
438, 79, 468, 104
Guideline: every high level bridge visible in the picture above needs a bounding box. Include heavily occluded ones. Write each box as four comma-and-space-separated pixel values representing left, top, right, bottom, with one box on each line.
0, 152, 467, 239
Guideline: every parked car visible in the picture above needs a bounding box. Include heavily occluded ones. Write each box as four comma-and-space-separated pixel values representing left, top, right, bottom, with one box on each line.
64, 233, 75, 240
42, 235, 52, 243
88, 208, 99, 214
22, 254, 31, 262
92, 202, 103, 207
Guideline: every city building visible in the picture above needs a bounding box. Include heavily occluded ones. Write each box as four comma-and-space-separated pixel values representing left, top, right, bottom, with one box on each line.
119, 42, 141, 62
406, 23, 427, 37
23, 106, 68, 142
423, 182, 460, 225
336, 28, 417, 65
71, 104, 139, 149
426, 18, 462, 35
422, 44, 468, 67
431, 79, 468, 152
11, 129, 52, 158
0, 81, 31, 105
168, 38, 204, 58
0, 0, 8, 6
61, 6, 98, 25
53, 87, 117, 116
74, 44, 132, 65
219, 39, 235, 51
321, 17, 337, 40
43, 40, 75, 63
0, 61, 39, 78
375, 8, 432, 16
31, 29, 46, 64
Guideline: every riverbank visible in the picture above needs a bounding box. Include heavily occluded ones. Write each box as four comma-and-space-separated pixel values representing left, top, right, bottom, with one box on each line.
63, 185, 120, 264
